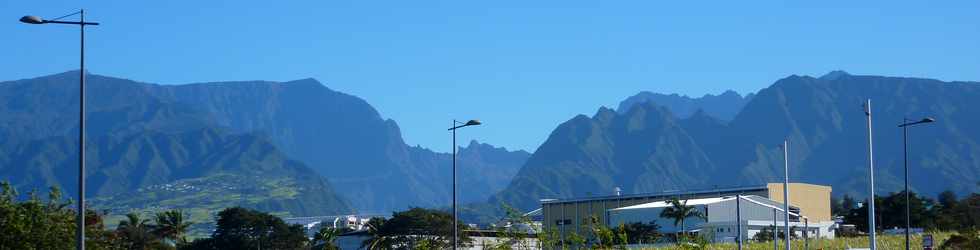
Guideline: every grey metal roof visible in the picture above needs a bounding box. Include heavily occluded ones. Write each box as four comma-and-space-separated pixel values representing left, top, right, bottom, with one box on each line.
540, 184, 769, 205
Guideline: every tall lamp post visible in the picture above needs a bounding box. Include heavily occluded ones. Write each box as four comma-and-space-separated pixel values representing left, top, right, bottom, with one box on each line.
20, 10, 99, 250
898, 117, 935, 250
781, 140, 791, 250
449, 119, 481, 250
863, 99, 877, 250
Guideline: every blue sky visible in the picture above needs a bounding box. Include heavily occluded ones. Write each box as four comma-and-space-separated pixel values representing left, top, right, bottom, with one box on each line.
3, 0, 979, 152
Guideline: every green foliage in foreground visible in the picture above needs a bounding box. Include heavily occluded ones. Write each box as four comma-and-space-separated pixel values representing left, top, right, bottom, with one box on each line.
0, 181, 194, 250
180, 207, 308, 250
360, 207, 472, 249
835, 191, 980, 233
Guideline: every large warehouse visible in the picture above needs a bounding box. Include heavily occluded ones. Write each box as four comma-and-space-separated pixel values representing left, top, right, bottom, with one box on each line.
607, 195, 835, 242
540, 183, 832, 240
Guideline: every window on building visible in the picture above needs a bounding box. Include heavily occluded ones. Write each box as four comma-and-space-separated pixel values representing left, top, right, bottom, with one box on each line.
555, 219, 572, 226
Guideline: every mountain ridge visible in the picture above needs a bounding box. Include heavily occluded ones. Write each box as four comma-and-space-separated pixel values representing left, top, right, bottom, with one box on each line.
617, 89, 755, 121
0, 71, 529, 214
493, 71, 980, 213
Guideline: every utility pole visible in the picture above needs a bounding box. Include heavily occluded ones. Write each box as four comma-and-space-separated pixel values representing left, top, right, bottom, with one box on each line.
736, 195, 743, 250
783, 140, 791, 250
773, 208, 778, 250
804, 217, 809, 250
864, 99, 878, 250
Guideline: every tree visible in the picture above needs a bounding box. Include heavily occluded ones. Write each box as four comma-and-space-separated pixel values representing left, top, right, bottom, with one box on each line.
208, 207, 308, 250
0, 185, 76, 249
659, 198, 706, 235
535, 227, 561, 249
583, 215, 619, 248
843, 196, 885, 233
312, 227, 343, 250
494, 205, 535, 250
753, 227, 774, 242
841, 195, 857, 214
832, 195, 859, 217
359, 207, 471, 249
615, 221, 662, 244
831, 196, 844, 216
0, 183, 124, 249
117, 213, 161, 250
564, 231, 586, 248
361, 217, 393, 250
877, 191, 935, 229
962, 194, 980, 230
154, 210, 193, 246
85, 209, 127, 250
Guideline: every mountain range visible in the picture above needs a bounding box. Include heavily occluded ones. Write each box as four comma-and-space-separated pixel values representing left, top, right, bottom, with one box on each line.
617, 90, 754, 121
491, 71, 980, 211
5, 70, 980, 225
0, 71, 530, 217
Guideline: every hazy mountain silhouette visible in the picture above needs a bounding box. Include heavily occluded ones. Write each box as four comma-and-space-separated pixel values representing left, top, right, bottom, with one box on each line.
0, 71, 529, 214
493, 71, 980, 211
0, 72, 350, 215
617, 90, 754, 121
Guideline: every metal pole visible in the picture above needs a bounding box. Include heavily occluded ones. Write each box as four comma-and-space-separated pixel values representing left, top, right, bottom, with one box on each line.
78, 9, 87, 250
903, 120, 910, 250
452, 120, 458, 250
773, 209, 777, 250
736, 195, 743, 250
783, 140, 790, 250
804, 217, 809, 250
865, 99, 877, 250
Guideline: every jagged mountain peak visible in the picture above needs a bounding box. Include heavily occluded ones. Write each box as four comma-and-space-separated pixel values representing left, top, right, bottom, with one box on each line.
819, 70, 852, 81
2, 71, 530, 215
617, 89, 753, 121
493, 72, 980, 215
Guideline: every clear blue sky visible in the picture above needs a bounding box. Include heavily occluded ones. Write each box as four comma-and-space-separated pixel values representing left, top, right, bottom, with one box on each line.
3, 0, 979, 153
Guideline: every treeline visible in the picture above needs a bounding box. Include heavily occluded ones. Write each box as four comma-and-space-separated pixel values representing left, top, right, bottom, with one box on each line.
0, 182, 194, 249
832, 190, 980, 232
0, 182, 472, 250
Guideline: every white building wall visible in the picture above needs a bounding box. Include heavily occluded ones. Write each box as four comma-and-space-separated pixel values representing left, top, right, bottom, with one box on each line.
607, 196, 835, 243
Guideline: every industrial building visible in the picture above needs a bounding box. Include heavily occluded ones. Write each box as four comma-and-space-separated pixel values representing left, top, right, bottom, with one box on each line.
608, 195, 835, 242
540, 183, 833, 241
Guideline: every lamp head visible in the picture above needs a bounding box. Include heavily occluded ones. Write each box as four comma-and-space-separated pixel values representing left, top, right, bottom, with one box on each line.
20, 16, 45, 24
921, 117, 935, 123
464, 120, 482, 126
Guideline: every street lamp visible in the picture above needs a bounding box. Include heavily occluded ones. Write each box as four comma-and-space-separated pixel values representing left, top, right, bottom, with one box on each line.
863, 100, 877, 250
898, 117, 935, 250
20, 10, 99, 250
781, 140, 791, 250
448, 119, 481, 250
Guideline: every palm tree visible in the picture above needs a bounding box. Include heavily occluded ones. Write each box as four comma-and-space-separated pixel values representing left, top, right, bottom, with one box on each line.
117, 213, 158, 250
153, 209, 192, 246
361, 217, 392, 250
313, 226, 341, 250
658, 198, 706, 235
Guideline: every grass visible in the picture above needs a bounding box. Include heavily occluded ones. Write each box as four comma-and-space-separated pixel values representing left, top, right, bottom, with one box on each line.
643, 232, 954, 249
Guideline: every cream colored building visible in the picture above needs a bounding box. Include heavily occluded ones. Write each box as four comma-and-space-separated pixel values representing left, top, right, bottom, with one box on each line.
766, 183, 833, 222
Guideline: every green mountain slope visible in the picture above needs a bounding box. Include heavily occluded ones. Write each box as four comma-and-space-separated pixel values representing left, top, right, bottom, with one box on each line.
0, 71, 528, 215
137, 75, 529, 212
0, 72, 353, 218
493, 71, 980, 211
